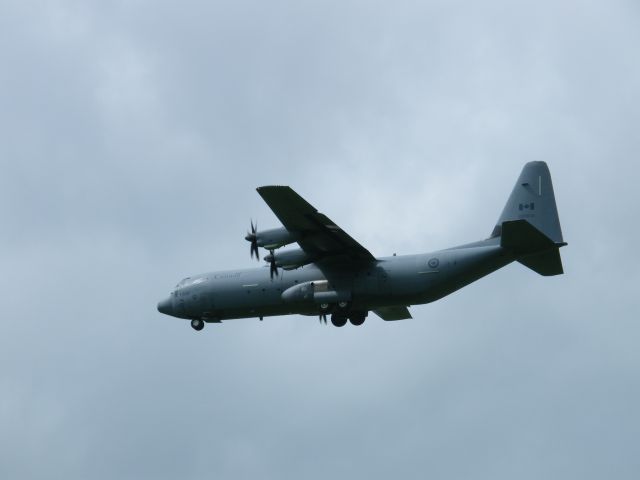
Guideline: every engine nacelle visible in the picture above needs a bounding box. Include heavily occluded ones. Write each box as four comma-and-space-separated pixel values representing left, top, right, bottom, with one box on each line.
264, 248, 314, 270
281, 280, 351, 304
255, 227, 298, 249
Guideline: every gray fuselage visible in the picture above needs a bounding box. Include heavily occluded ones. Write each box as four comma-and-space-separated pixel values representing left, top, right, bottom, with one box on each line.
159, 238, 514, 322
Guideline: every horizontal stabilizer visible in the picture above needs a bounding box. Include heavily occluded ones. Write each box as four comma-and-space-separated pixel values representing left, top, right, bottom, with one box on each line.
518, 249, 564, 276
501, 220, 566, 276
373, 306, 412, 321
501, 219, 557, 254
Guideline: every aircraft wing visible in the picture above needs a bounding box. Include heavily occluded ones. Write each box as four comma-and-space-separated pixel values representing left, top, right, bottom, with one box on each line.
256, 186, 375, 262
373, 306, 412, 321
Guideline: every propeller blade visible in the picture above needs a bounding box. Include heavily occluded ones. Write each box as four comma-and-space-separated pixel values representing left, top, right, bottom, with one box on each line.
246, 220, 260, 261
269, 249, 278, 279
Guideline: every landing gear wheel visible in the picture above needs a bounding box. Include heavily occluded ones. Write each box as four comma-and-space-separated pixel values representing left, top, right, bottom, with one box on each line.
191, 318, 204, 331
331, 313, 348, 327
349, 312, 366, 326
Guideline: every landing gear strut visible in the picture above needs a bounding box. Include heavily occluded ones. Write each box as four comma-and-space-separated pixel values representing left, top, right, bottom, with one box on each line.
320, 301, 367, 327
191, 318, 204, 331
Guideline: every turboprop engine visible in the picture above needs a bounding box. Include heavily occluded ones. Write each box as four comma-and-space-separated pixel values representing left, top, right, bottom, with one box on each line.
281, 280, 351, 305
264, 248, 314, 271
245, 222, 299, 260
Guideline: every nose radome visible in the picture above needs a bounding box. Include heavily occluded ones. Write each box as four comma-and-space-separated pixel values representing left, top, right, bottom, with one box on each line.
157, 297, 173, 316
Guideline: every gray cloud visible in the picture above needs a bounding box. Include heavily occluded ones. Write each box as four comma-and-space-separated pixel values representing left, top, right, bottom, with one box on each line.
1, 0, 639, 478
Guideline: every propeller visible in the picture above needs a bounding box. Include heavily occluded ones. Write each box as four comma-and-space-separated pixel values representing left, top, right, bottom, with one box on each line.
245, 220, 259, 260
268, 249, 278, 279
319, 313, 327, 324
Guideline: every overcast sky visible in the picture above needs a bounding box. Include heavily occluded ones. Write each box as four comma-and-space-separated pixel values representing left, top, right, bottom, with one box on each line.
1, 1, 639, 479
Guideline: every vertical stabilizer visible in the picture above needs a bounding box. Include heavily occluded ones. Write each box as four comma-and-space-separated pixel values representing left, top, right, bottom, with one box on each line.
492, 161, 564, 244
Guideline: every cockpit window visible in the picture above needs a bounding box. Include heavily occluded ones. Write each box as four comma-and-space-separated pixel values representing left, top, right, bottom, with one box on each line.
175, 277, 205, 289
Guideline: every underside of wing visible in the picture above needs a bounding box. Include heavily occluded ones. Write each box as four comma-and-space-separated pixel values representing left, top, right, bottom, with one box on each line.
373, 306, 412, 321
256, 186, 375, 262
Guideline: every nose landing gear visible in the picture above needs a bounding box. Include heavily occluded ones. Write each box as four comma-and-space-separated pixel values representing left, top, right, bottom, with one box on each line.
191, 318, 205, 331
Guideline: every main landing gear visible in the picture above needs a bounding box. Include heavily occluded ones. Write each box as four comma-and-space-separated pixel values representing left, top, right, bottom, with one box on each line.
331, 313, 348, 327
349, 311, 366, 326
191, 318, 204, 331
330, 311, 367, 327
325, 302, 367, 327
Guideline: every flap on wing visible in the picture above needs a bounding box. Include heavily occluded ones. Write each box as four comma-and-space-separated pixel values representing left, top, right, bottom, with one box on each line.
373, 306, 412, 321
257, 186, 375, 261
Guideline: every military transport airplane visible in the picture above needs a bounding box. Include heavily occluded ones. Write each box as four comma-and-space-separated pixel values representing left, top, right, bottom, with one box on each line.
157, 161, 566, 331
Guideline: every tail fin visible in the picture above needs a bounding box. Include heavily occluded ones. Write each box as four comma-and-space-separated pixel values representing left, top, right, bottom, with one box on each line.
493, 162, 567, 276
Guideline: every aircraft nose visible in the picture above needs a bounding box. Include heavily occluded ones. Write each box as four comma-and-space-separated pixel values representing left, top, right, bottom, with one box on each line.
157, 297, 173, 316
